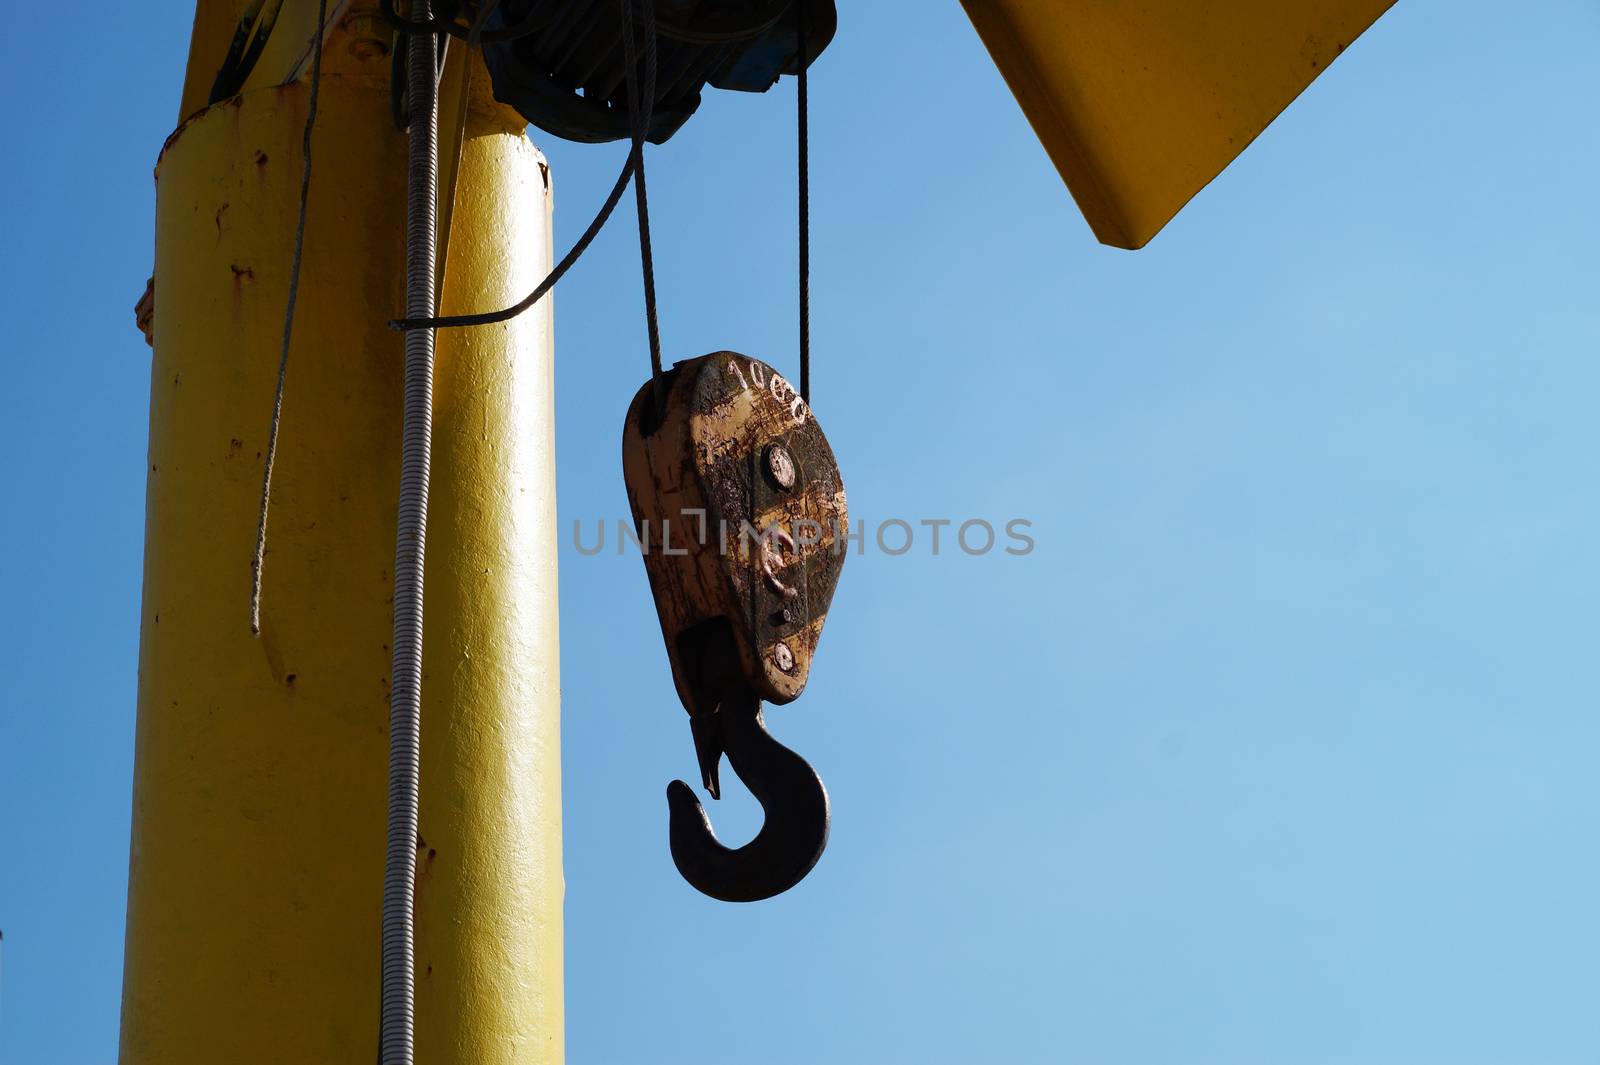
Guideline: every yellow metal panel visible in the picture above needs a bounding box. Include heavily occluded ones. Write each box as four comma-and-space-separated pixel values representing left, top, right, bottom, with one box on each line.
177, 1, 252, 119
121, 57, 563, 1064
179, 0, 362, 120
960, 0, 1396, 249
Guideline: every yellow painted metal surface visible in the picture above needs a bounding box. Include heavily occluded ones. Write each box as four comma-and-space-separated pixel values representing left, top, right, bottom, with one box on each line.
121, 44, 563, 1065
179, 0, 369, 121
177, 0, 252, 118
961, 0, 1396, 249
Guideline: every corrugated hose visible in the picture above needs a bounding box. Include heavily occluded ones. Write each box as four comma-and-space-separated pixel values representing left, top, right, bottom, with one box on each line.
381, 3, 438, 1063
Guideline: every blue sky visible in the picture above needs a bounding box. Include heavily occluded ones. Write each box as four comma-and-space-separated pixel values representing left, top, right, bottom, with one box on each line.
4, 2, 1600, 1062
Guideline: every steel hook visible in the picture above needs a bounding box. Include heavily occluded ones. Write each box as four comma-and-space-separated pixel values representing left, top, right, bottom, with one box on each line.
666, 671, 830, 903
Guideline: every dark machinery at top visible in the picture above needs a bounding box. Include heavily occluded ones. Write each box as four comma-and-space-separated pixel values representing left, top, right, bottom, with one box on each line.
479, 0, 836, 143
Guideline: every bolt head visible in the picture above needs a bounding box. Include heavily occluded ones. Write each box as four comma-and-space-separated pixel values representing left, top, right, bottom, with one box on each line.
773, 641, 796, 673
764, 444, 797, 491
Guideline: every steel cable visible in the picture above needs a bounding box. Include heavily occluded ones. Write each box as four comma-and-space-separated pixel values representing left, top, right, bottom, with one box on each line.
249, 0, 328, 636
620, 0, 665, 408
796, 0, 810, 404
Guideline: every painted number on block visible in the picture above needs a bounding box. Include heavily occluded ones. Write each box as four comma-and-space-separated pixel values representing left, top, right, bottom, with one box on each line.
727, 358, 808, 426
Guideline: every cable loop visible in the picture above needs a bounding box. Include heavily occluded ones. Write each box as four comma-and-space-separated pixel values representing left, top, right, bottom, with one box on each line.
389, 0, 659, 333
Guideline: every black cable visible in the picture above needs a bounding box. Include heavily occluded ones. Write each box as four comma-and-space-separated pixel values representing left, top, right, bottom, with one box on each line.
464, 0, 502, 47
796, 0, 810, 404
386, 157, 640, 332
390, 0, 658, 333
622, 0, 665, 409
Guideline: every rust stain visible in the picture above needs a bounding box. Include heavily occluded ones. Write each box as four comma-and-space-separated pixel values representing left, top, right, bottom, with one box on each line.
413, 836, 438, 891
230, 263, 255, 281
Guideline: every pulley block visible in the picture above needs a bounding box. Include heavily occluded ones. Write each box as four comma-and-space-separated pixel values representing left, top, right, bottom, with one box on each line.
622, 351, 846, 900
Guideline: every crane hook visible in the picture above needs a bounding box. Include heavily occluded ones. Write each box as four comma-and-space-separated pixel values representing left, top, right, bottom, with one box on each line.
667, 666, 830, 902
